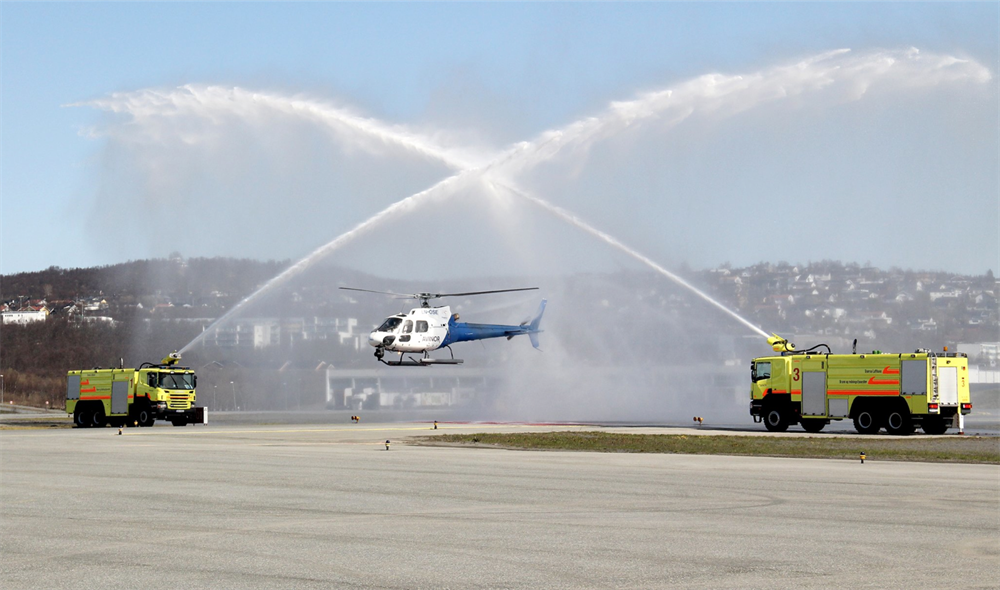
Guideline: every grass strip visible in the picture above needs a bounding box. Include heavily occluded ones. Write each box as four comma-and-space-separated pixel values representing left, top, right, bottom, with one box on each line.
420, 432, 1000, 464
0, 419, 73, 430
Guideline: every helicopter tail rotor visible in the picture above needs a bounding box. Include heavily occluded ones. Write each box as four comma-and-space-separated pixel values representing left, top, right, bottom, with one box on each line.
528, 299, 547, 349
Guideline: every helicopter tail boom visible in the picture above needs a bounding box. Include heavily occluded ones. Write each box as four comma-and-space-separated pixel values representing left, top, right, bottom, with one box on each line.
441, 299, 547, 349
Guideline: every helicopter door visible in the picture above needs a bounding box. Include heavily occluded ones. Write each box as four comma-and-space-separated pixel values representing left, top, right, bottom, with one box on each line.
399, 320, 413, 342
415, 320, 435, 349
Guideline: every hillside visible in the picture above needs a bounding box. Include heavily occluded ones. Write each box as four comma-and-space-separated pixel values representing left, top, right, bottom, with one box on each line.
1, 257, 996, 409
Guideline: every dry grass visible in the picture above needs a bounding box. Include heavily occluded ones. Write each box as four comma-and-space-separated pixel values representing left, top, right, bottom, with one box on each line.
420, 431, 1000, 464
0, 418, 73, 430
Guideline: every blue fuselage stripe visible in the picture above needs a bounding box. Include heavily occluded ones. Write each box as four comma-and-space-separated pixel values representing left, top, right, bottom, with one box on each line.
441, 322, 534, 347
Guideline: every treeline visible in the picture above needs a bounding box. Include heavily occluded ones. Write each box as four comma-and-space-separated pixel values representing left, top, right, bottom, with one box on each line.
0, 255, 371, 409
0, 318, 124, 407
2, 257, 289, 305
0, 315, 333, 410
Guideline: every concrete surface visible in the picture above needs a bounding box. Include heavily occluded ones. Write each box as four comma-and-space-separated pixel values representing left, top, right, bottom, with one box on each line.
2, 422, 998, 589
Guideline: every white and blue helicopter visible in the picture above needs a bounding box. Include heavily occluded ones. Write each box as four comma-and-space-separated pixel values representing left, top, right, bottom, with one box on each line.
340, 287, 546, 366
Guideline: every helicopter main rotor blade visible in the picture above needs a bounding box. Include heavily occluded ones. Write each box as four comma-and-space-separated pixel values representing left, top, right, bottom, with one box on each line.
431, 288, 539, 298
341, 286, 539, 302
339, 287, 409, 297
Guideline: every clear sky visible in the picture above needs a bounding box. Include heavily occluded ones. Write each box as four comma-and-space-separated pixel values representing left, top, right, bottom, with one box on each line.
2, 2, 997, 277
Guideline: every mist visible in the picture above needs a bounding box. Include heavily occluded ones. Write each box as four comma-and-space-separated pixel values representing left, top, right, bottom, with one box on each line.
75, 48, 995, 423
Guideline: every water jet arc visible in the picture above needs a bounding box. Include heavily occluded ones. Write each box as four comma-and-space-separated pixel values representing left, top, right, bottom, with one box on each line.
178, 175, 465, 353
496, 182, 769, 339
173, 48, 985, 352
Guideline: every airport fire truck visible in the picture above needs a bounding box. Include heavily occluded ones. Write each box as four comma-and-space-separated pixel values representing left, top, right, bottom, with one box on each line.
67, 353, 207, 428
750, 335, 971, 435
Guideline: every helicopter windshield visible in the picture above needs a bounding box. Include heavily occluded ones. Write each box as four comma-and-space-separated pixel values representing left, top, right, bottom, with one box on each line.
377, 317, 402, 332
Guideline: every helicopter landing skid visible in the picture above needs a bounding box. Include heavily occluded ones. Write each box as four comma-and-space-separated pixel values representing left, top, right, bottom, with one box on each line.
378, 346, 463, 367
420, 357, 463, 365
379, 357, 464, 367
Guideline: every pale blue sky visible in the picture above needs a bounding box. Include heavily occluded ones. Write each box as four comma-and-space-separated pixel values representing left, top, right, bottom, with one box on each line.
2, 2, 997, 276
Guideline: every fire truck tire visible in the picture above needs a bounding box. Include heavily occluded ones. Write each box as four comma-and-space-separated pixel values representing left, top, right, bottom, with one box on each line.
133, 404, 154, 427
91, 406, 106, 428
853, 409, 881, 435
921, 417, 949, 435
763, 406, 789, 432
800, 418, 826, 433
74, 406, 91, 428
885, 407, 914, 435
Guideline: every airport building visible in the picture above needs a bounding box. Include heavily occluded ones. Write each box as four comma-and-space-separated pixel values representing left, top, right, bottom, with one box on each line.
325, 366, 498, 410
324, 362, 747, 412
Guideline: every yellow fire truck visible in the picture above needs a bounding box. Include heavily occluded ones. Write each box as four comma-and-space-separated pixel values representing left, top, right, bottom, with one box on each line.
67, 353, 207, 428
750, 335, 971, 435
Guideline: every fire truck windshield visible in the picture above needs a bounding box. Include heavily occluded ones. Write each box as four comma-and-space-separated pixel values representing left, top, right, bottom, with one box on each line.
158, 373, 195, 390
752, 362, 771, 382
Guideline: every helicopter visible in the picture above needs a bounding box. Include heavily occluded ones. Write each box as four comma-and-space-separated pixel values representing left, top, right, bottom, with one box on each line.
340, 287, 547, 366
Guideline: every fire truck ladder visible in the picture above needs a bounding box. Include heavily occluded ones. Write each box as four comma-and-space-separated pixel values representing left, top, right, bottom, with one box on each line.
929, 354, 939, 402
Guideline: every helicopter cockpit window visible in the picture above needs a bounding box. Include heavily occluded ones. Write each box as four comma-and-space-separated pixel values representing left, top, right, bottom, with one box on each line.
377, 317, 402, 332
415, 320, 428, 333
403, 320, 413, 334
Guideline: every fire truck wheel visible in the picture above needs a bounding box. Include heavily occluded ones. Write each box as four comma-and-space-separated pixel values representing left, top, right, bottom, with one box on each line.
74, 407, 91, 428
921, 417, 949, 435
885, 408, 914, 435
800, 418, 826, 433
91, 406, 107, 428
134, 405, 154, 427
852, 409, 881, 434
763, 406, 789, 432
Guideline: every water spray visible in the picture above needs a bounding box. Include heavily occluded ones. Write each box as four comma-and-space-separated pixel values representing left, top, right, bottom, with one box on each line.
180, 174, 469, 353
146, 48, 989, 353
496, 182, 769, 338
77, 85, 480, 171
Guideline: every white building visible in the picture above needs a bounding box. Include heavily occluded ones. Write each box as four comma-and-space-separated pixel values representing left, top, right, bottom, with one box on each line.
2, 309, 48, 325
957, 342, 1000, 366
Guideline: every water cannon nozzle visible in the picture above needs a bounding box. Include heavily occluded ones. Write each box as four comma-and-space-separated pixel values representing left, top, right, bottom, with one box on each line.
767, 333, 795, 353
161, 351, 181, 366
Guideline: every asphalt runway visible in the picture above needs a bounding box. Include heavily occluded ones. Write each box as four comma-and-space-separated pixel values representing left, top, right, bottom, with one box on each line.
2, 422, 998, 589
